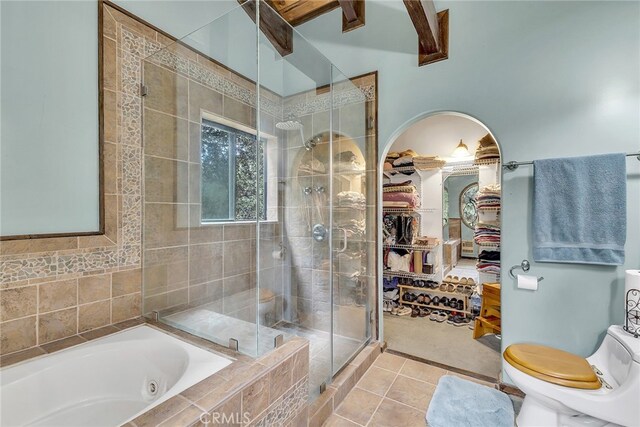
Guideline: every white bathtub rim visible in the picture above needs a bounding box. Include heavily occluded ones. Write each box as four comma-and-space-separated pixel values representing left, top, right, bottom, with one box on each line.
0, 323, 235, 372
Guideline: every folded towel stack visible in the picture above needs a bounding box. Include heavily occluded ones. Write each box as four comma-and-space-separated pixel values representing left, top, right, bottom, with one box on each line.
337, 191, 366, 210
474, 133, 500, 161
382, 180, 420, 208
334, 150, 364, 173
477, 250, 501, 275
474, 223, 501, 245
476, 184, 501, 208
414, 155, 446, 170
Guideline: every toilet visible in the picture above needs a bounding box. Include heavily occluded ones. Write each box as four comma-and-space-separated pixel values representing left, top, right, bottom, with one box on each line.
504, 325, 640, 427
258, 289, 276, 326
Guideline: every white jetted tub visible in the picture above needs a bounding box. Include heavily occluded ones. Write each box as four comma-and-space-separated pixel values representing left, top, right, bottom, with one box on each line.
0, 325, 232, 426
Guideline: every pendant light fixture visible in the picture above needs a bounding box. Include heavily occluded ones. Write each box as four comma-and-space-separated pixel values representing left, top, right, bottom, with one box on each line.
451, 139, 471, 158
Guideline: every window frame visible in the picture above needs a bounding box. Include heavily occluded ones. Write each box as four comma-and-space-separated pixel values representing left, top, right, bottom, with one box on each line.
199, 112, 276, 225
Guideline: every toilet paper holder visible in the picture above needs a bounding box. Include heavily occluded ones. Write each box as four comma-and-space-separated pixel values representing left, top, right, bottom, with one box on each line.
509, 259, 544, 282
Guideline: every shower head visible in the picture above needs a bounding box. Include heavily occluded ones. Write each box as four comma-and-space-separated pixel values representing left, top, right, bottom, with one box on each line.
276, 118, 306, 148
275, 120, 304, 131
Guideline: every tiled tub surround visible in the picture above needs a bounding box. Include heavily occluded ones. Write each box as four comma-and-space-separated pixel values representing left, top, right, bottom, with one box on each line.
119, 323, 311, 427
0, 319, 310, 427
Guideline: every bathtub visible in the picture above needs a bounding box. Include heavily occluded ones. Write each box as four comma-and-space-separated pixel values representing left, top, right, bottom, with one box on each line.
0, 325, 232, 426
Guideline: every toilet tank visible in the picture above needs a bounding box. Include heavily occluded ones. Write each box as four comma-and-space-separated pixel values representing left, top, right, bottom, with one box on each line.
589, 326, 640, 386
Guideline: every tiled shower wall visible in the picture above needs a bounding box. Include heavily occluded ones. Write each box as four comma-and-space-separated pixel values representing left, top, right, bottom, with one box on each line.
136, 24, 286, 323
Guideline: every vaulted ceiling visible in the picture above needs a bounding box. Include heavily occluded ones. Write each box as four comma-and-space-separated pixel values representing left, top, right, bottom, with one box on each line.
243, 0, 448, 66
266, 0, 365, 32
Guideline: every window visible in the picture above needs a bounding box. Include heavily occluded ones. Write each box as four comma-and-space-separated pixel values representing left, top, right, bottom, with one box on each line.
459, 182, 479, 229
200, 119, 270, 222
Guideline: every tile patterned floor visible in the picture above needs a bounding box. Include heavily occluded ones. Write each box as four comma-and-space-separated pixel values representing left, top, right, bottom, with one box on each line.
323, 352, 519, 427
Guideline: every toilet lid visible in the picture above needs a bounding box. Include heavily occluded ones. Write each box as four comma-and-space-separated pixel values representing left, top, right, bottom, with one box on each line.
504, 344, 601, 390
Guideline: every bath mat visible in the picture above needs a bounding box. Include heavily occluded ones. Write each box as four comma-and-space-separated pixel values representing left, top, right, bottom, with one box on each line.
426, 375, 514, 427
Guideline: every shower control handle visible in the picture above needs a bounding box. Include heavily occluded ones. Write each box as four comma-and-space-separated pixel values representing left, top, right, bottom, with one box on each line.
312, 224, 327, 242
335, 228, 348, 253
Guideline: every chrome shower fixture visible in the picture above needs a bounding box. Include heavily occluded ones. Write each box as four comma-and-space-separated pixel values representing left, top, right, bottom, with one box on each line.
276, 116, 305, 146
304, 135, 321, 151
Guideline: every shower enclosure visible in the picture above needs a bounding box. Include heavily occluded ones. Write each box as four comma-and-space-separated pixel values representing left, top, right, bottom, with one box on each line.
140, 1, 376, 397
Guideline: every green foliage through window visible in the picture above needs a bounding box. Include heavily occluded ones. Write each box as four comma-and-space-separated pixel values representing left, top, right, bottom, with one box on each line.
201, 120, 266, 222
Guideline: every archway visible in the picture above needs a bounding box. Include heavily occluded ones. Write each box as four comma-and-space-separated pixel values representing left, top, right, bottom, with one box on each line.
378, 111, 503, 380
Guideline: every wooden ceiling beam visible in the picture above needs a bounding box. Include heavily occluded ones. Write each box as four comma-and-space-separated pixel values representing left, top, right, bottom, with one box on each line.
403, 0, 449, 66
339, 0, 365, 32
239, 0, 293, 57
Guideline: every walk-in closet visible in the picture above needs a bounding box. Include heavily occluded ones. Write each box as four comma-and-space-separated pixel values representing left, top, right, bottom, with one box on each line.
381, 112, 503, 379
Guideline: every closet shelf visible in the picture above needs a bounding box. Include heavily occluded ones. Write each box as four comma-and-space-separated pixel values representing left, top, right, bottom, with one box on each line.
398, 284, 471, 298
382, 207, 438, 214
399, 301, 470, 315
473, 158, 501, 166
383, 243, 439, 251
383, 270, 438, 281
477, 242, 501, 248
384, 165, 416, 175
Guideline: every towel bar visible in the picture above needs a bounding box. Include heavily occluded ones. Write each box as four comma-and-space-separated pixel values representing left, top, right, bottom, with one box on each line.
504, 152, 640, 171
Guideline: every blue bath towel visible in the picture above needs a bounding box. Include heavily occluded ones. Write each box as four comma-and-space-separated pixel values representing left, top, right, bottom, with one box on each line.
533, 153, 626, 265
426, 375, 514, 427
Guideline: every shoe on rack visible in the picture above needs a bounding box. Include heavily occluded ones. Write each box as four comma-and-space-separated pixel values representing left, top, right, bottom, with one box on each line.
426, 280, 438, 289
444, 275, 453, 283
436, 312, 448, 322
419, 308, 430, 317
411, 307, 420, 318
460, 277, 469, 285
424, 294, 432, 305
397, 306, 412, 316
429, 311, 439, 321
431, 296, 440, 306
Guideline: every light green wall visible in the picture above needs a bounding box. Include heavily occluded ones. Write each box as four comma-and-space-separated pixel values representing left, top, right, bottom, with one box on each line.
296, 0, 640, 365
1, 1, 99, 235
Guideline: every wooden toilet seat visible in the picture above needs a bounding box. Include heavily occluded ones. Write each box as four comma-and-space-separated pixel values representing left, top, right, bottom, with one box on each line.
504, 344, 602, 390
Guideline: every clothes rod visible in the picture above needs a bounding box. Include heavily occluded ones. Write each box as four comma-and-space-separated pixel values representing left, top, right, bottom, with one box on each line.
503, 152, 640, 171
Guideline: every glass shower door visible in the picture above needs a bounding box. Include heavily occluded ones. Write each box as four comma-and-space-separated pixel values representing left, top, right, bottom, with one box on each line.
141, 4, 263, 357
330, 67, 374, 372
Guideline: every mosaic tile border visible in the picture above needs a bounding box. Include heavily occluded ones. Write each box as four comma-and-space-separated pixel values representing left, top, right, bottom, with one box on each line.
253, 376, 309, 427
122, 27, 284, 119
283, 83, 376, 118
